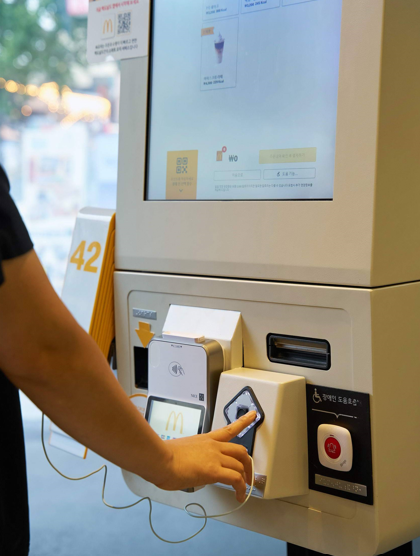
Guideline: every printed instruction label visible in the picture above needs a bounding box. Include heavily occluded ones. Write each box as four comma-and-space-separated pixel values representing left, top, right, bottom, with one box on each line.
87, 0, 150, 63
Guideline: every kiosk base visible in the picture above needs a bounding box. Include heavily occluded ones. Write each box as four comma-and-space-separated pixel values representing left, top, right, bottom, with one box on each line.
287, 542, 413, 556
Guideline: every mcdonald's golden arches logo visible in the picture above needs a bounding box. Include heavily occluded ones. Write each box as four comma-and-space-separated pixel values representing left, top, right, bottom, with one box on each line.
166, 411, 184, 434
103, 18, 113, 34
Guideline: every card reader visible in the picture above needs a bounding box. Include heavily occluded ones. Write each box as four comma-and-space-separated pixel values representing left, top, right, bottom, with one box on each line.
146, 334, 224, 437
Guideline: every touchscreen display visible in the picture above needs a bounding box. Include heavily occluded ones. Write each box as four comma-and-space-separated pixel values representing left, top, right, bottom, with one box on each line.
147, 398, 204, 440
146, 0, 343, 201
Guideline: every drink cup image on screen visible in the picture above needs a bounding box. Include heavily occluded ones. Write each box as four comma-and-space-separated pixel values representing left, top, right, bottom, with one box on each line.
214, 32, 225, 63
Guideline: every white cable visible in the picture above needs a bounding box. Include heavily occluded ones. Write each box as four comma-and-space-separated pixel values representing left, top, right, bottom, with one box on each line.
41, 413, 255, 544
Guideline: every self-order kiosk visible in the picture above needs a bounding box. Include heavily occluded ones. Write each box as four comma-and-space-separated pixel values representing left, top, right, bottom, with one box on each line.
114, 1, 420, 555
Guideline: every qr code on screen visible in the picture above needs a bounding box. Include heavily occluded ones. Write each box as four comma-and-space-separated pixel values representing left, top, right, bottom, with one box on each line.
117, 12, 131, 35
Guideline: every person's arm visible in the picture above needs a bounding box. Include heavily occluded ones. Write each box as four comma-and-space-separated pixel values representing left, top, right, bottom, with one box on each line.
0, 250, 254, 501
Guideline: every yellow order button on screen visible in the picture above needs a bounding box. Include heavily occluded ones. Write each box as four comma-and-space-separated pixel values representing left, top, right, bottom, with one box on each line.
259, 147, 317, 164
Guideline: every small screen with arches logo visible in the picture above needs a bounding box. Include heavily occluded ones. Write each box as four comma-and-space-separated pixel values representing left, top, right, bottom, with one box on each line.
145, 397, 205, 440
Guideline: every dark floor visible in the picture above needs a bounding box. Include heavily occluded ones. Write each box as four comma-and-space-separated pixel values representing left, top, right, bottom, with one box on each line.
24, 419, 287, 556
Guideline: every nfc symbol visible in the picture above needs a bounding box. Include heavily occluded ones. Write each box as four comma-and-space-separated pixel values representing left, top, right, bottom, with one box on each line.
169, 361, 185, 377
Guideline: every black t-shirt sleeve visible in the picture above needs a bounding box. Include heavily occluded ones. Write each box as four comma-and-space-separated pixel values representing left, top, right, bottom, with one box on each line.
0, 165, 32, 554
0, 165, 33, 286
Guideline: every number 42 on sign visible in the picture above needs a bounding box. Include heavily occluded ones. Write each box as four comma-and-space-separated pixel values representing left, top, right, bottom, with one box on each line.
70, 241, 102, 273
61, 208, 115, 334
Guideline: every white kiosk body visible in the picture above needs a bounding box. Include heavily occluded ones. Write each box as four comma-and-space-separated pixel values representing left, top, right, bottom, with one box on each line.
114, 1, 420, 555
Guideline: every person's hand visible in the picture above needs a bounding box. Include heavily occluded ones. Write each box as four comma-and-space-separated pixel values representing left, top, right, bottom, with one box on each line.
155, 411, 256, 502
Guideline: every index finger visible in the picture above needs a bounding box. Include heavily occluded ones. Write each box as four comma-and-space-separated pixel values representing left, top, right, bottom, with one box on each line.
209, 410, 257, 442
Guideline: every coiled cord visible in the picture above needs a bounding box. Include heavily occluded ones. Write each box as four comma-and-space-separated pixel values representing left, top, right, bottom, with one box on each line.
41, 413, 255, 544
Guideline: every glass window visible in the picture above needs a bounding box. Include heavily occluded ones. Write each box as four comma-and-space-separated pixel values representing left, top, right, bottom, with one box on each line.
0, 0, 120, 293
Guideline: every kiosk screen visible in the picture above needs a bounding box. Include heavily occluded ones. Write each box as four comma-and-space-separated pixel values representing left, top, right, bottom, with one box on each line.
146, 0, 343, 201
146, 397, 205, 439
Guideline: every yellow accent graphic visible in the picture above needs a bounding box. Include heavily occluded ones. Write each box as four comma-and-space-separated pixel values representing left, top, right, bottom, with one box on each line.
103, 19, 113, 34
259, 147, 317, 164
135, 321, 154, 348
70, 240, 102, 273
166, 411, 184, 434
201, 26, 214, 36
216, 150, 223, 161
166, 150, 198, 200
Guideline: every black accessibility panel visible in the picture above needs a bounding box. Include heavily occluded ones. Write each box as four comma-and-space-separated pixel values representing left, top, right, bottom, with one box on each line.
306, 384, 373, 505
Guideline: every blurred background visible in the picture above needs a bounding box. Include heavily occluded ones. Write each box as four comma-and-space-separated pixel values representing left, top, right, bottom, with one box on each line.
0, 0, 118, 293
0, 1, 288, 554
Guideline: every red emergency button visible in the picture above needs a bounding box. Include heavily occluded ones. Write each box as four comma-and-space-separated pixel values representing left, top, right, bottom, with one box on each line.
324, 436, 341, 460
318, 425, 352, 471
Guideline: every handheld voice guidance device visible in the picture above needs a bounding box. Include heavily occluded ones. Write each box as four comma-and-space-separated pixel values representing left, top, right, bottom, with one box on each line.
224, 386, 264, 456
